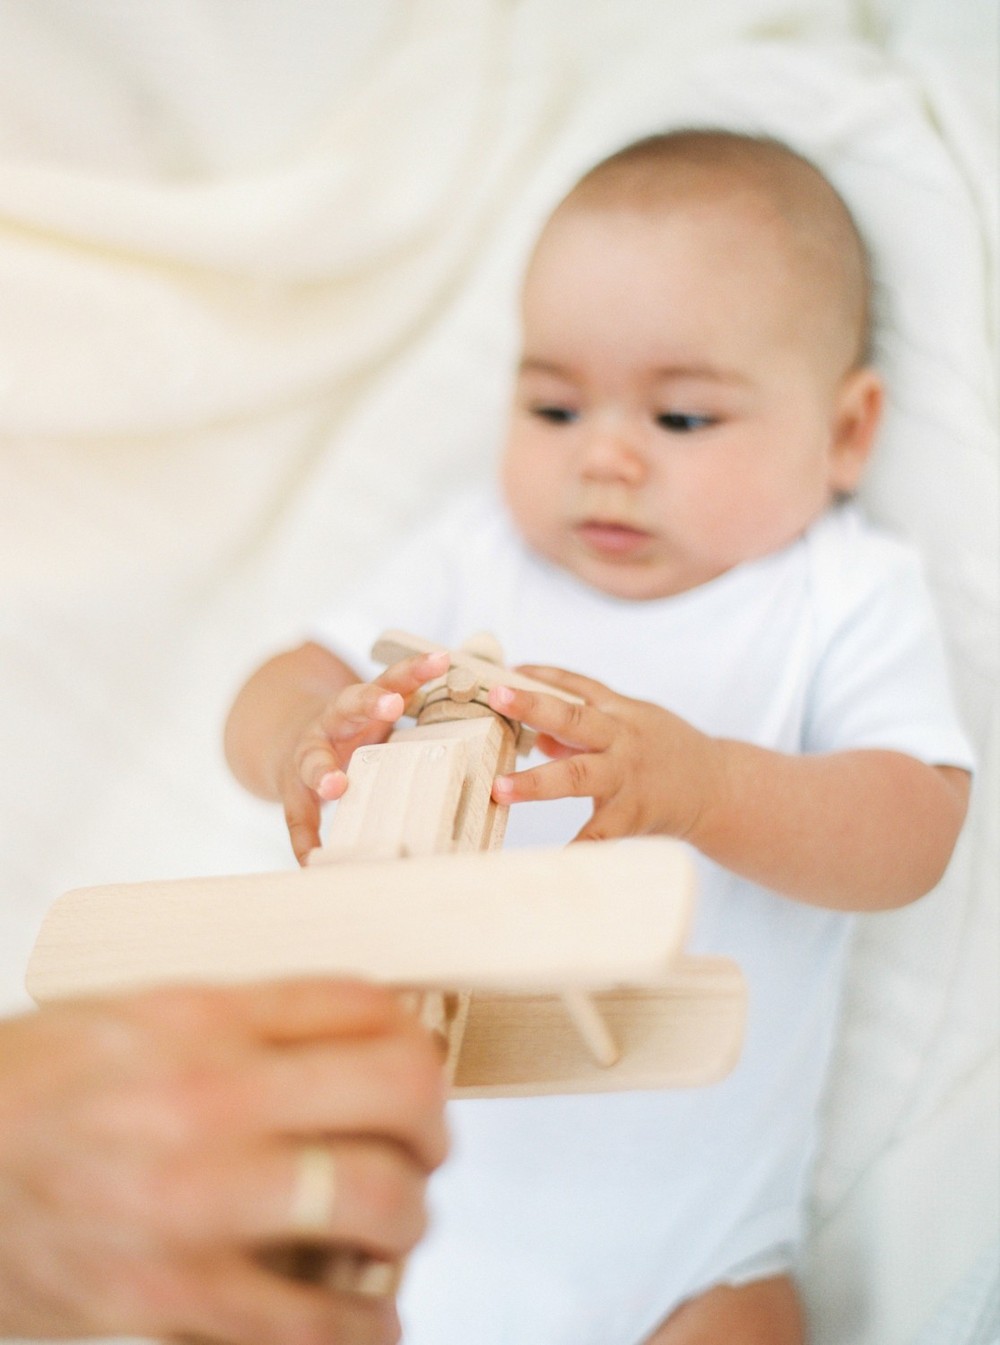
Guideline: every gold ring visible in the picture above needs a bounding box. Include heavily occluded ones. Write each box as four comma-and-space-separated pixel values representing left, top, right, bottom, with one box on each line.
290, 1144, 337, 1235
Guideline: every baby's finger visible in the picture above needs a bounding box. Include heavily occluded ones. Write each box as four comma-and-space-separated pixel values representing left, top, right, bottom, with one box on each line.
515, 664, 616, 705
374, 649, 450, 702
572, 798, 639, 844
533, 733, 580, 761
491, 755, 609, 805
316, 770, 348, 803
282, 778, 323, 866
318, 684, 406, 743
296, 732, 350, 796
487, 684, 613, 751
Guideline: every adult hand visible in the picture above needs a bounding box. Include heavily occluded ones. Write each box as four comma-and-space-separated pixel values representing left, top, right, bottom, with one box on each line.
0, 978, 448, 1343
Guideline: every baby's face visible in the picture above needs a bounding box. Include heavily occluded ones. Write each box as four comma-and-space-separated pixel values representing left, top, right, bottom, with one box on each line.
501, 199, 874, 600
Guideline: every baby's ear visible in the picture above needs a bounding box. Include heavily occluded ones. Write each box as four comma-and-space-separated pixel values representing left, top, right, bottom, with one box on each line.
828, 366, 883, 494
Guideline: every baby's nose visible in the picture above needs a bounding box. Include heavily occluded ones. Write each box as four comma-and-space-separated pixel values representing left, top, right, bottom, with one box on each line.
579, 423, 648, 484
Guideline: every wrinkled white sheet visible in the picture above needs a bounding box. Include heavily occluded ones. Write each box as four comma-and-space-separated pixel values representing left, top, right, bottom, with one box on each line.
0, 3, 996, 1342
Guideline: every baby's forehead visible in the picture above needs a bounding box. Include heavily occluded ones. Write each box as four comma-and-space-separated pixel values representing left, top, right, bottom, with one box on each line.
549, 177, 793, 256
558, 149, 836, 264
565, 133, 842, 224
541, 137, 871, 364
532, 182, 827, 317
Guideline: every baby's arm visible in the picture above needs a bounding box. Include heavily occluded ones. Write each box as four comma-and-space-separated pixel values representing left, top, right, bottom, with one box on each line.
488, 668, 970, 913
224, 641, 449, 863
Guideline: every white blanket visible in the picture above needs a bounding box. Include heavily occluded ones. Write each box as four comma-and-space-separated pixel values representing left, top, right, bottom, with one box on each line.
0, 3, 996, 1342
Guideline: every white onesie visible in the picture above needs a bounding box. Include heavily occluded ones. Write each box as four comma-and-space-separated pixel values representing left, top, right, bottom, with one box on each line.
310, 489, 973, 1345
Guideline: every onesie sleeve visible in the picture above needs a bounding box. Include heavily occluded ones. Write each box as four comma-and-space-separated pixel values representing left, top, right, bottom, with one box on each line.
305, 493, 478, 680
802, 512, 975, 771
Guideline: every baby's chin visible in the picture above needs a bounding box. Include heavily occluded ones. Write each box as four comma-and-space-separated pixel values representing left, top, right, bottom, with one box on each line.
547, 540, 708, 603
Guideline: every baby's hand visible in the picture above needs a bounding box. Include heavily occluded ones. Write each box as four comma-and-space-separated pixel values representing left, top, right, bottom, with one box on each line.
282, 649, 449, 863
487, 666, 720, 844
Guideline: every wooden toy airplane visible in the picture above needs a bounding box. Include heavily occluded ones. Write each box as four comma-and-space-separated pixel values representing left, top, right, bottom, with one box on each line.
27, 629, 746, 1096
26, 629, 746, 1291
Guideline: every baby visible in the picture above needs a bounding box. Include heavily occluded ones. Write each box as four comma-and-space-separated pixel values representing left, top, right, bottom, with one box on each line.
225, 130, 972, 1344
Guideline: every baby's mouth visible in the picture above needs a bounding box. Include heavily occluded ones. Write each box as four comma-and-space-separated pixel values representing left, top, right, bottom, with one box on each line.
574, 519, 653, 556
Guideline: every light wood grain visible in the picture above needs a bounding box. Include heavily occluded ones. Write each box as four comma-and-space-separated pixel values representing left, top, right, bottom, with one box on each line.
26, 840, 698, 1003
453, 958, 746, 1095
314, 736, 467, 861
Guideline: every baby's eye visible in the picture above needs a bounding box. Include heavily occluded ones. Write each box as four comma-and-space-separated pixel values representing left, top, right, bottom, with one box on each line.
532, 404, 578, 425
656, 412, 716, 433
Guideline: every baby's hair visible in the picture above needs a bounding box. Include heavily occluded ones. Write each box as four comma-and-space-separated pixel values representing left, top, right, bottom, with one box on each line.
565, 128, 875, 368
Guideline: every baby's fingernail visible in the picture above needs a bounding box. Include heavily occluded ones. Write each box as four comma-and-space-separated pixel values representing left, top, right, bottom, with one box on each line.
318, 770, 347, 799
490, 685, 515, 709
493, 775, 514, 799
422, 650, 450, 671
375, 692, 403, 718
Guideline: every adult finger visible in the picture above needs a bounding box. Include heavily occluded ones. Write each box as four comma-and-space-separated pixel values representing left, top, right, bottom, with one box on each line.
130, 978, 412, 1048
163, 1251, 402, 1345
157, 1138, 429, 1259
248, 1032, 449, 1171
487, 684, 613, 752
121, 985, 449, 1166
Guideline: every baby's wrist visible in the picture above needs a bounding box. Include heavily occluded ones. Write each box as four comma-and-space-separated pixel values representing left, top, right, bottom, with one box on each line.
669, 728, 729, 851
